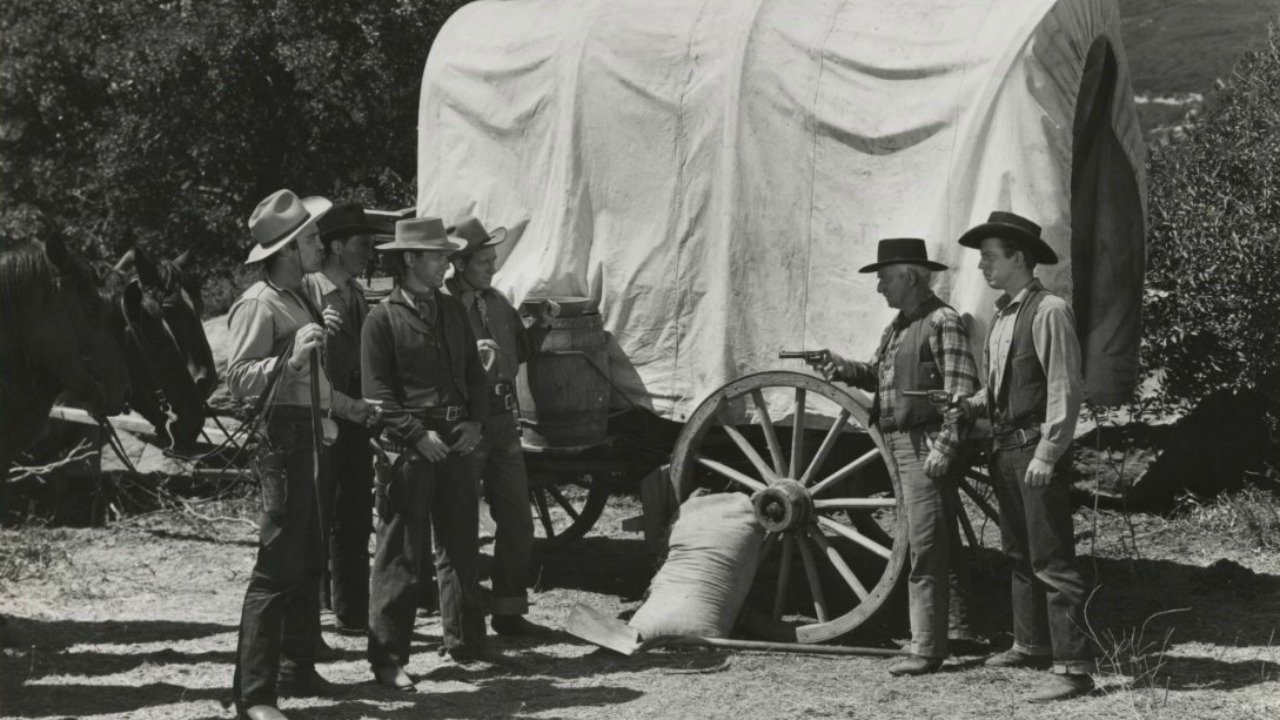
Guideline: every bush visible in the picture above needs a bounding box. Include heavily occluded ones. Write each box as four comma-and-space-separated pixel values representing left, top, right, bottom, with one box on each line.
1142, 25, 1280, 410
0, 0, 467, 303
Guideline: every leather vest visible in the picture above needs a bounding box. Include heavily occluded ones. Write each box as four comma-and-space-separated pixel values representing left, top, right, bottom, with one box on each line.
877, 295, 948, 430
987, 286, 1049, 430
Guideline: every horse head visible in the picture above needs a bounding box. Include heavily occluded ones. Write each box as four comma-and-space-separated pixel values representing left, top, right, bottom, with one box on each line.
109, 248, 212, 449
1, 237, 133, 416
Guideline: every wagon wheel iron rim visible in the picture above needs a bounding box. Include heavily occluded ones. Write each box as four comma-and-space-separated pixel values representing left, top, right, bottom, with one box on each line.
669, 370, 910, 643
528, 471, 610, 549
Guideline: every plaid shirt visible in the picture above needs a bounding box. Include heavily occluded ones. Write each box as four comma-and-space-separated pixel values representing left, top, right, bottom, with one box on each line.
846, 296, 979, 460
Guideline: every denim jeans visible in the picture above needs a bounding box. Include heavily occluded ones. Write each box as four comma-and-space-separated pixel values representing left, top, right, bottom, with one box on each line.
989, 443, 1092, 674
233, 410, 328, 710
469, 420, 534, 616
368, 446, 485, 669
883, 428, 975, 658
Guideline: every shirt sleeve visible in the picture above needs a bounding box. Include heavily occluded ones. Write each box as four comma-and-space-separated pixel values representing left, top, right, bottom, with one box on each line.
838, 326, 889, 392
1031, 298, 1085, 464
928, 309, 980, 460
360, 307, 428, 446
514, 308, 551, 365
225, 298, 290, 399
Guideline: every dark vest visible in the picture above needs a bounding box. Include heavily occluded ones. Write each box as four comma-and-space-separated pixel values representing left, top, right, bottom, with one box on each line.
876, 295, 949, 431
986, 285, 1049, 430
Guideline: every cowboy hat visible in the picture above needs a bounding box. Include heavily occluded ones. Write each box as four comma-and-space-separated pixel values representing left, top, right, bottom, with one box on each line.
245, 189, 332, 264
447, 215, 507, 258
857, 238, 948, 273
957, 211, 1059, 265
375, 216, 465, 253
318, 202, 387, 241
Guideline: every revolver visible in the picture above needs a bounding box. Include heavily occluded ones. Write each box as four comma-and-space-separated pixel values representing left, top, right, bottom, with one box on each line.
902, 389, 965, 411
778, 350, 829, 363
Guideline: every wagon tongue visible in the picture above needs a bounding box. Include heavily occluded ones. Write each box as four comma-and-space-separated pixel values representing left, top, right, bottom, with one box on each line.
562, 604, 645, 656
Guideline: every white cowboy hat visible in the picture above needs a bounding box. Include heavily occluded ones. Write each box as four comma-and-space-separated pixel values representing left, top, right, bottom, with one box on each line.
375, 216, 465, 253
244, 189, 333, 264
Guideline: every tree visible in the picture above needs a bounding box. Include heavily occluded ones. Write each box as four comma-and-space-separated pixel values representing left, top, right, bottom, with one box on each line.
1, 0, 467, 309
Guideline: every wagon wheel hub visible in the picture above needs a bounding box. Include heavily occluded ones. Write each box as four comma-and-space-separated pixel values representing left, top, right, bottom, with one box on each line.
752, 479, 813, 532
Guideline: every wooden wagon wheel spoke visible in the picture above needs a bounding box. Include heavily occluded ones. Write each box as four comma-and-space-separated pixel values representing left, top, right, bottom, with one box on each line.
817, 515, 893, 560
958, 472, 999, 523
808, 448, 880, 496
545, 483, 581, 521
694, 454, 768, 493
774, 533, 794, 620
670, 371, 909, 643
795, 531, 828, 622
812, 497, 897, 511
797, 409, 850, 485
805, 525, 869, 601
532, 489, 556, 538
751, 389, 786, 475
789, 388, 807, 479
717, 411, 780, 484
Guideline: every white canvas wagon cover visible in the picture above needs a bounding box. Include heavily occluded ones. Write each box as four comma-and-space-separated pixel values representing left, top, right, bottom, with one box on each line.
418, 0, 1147, 420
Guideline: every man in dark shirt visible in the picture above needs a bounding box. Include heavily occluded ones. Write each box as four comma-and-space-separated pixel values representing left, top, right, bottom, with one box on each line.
362, 217, 490, 691
305, 202, 385, 637
443, 216, 556, 636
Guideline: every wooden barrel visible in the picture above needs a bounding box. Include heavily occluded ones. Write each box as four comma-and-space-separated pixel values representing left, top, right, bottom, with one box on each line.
517, 312, 610, 448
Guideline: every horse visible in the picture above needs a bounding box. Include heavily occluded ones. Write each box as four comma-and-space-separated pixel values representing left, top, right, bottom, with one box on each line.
0, 237, 132, 474
102, 248, 218, 450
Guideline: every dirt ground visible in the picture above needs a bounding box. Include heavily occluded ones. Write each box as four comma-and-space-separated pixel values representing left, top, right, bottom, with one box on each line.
1, 490, 1278, 720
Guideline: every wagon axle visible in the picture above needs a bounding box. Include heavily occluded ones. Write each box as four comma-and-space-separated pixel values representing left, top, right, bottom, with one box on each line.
752, 479, 813, 532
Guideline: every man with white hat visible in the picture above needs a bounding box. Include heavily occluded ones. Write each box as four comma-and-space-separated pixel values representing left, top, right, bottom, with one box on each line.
443, 215, 557, 637
226, 189, 377, 720
362, 216, 491, 691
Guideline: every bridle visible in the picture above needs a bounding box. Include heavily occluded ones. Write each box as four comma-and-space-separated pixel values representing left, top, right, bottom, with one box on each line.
117, 278, 181, 448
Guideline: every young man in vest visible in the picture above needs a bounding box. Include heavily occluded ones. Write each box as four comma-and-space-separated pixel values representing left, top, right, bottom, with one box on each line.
362, 217, 491, 691
226, 190, 377, 720
949, 211, 1093, 702
812, 238, 981, 676
443, 216, 558, 636
305, 203, 386, 638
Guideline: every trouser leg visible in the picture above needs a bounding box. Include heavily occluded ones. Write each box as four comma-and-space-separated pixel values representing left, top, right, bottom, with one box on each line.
886, 429, 949, 659
367, 454, 431, 669
941, 465, 977, 639
1014, 450, 1092, 674
431, 453, 485, 650
474, 434, 533, 616
990, 446, 1051, 657
234, 416, 326, 710
329, 420, 373, 630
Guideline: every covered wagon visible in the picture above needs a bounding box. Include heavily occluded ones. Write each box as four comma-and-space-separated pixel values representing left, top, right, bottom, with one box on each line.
417, 0, 1147, 641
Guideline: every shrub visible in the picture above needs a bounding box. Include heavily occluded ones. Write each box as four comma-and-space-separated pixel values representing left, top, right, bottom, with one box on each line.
1142, 25, 1280, 411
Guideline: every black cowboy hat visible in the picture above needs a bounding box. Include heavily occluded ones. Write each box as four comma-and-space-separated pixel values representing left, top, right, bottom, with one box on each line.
957, 211, 1059, 265
857, 238, 948, 274
318, 202, 386, 241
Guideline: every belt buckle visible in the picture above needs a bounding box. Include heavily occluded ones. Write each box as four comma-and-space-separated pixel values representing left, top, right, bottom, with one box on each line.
502, 393, 516, 411
445, 406, 462, 422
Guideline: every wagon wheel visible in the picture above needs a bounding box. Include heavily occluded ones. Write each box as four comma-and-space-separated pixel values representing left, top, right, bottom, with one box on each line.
528, 471, 610, 549
670, 371, 908, 644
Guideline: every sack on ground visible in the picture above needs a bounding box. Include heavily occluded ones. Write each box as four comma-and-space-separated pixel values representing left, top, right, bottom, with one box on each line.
629, 491, 765, 639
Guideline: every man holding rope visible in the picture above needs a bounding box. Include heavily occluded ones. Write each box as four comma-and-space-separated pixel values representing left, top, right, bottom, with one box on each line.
225, 190, 377, 720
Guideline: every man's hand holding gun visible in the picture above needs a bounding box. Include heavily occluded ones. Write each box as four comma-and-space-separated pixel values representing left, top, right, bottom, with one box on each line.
778, 349, 853, 383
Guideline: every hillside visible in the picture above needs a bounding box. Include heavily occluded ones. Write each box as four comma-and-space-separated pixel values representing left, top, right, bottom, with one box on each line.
1120, 0, 1280, 140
